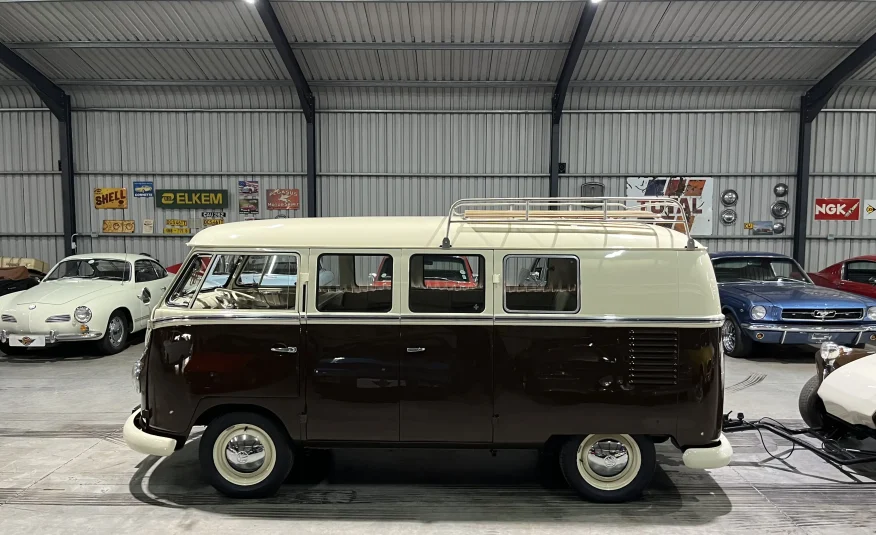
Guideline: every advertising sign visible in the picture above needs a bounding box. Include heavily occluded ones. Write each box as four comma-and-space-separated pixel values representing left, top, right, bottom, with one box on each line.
266, 188, 300, 210
625, 177, 713, 236
102, 220, 135, 234
133, 181, 154, 198
814, 198, 860, 221
143, 219, 154, 234
752, 221, 774, 235
156, 190, 228, 209
239, 197, 260, 214
864, 200, 876, 220
239, 180, 259, 195
93, 188, 128, 209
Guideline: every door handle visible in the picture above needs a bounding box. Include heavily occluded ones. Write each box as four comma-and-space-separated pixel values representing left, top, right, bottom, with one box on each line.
406, 347, 425, 353
271, 345, 298, 354
160, 287, 166, 291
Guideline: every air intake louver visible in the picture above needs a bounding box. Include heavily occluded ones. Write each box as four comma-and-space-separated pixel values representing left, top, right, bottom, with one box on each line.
628, 329, 678, 386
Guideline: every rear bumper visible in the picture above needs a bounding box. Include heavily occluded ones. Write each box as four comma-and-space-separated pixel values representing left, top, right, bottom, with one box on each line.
682, 433, 732, 469
123, 411, 176, 457
741, 323, 876, 346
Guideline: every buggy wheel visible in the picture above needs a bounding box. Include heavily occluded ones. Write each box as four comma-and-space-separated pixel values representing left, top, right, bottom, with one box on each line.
798, 375, 827, 429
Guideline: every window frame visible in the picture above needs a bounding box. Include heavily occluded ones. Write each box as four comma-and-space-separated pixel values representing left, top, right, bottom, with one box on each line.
308, 249, 400, 316
502, 253, 581, 315
134, 259, 159, 283
843, 260, 876, 283
406, 253, 487, 315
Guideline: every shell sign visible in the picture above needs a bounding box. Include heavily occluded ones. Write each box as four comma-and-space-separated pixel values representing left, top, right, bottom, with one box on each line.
93, 188, 128, 209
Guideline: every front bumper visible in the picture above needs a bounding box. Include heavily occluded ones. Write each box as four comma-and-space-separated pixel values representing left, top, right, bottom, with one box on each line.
741, 323, 876, 346
1, 329, 103, 344
682, 433, 733, 469
123, 410, 176, 457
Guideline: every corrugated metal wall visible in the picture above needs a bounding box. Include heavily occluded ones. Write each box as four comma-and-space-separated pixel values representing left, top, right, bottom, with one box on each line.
1, 84, 875, 270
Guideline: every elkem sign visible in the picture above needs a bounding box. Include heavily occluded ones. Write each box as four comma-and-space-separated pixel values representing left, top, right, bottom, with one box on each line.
814, 198, 860, 221
155, 190, 228, 209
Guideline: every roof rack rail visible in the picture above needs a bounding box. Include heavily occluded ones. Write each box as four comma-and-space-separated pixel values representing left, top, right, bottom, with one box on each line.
440, 196, 696, 250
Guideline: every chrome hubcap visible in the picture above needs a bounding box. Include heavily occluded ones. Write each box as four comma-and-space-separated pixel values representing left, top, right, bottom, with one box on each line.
585, 439, 630, 478
224, 432, 267, 473
108, 317, 124, 346
722, 319, 736, 352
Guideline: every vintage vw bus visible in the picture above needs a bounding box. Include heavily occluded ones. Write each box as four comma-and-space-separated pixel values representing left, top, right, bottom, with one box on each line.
123, 197, 731, 503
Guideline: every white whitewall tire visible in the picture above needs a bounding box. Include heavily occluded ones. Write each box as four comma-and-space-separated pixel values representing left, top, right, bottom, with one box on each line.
559, 434, 656, 502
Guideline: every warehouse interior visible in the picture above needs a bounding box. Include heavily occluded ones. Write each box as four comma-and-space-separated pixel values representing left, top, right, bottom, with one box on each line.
2, 0, 876, 533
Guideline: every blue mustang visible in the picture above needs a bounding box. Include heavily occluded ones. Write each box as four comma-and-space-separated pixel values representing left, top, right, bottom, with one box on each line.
710, 252, 876, 357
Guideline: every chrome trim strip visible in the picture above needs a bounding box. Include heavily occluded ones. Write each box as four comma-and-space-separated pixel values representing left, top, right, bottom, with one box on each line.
495, 315, 724, 325
742, 323, 876, 333
152, 314, 301, 327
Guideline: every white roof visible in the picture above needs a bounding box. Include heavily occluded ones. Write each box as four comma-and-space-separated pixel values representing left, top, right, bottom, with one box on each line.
61, 253, 153, 263
187, 216, 695, 251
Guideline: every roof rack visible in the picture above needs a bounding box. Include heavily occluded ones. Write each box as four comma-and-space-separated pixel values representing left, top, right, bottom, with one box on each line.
440, 196, 696, 250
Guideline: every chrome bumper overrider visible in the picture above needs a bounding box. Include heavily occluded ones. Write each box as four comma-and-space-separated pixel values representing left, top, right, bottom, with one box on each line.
1, 329, 103, 343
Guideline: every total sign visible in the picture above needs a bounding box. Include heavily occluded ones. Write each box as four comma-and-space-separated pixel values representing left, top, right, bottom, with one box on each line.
814, 198, 860, 221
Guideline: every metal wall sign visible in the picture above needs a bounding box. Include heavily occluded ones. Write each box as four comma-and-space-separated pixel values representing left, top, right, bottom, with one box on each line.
864, 199, 876, 220
133, 181, 154, 198
814, 198, 860, 221
93, 188, 128, 209
625, 177, 714, 236
267, 188, 300, 210
101, 220, 135, 233
155, 190, 228, 209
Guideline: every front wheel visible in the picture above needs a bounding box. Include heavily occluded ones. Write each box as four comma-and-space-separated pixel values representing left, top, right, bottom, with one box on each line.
199, 411, 293, 498
798, 375, 827, 429
722, 314, 752, 358
98, 311, 129, 355
559, 434, 656, 503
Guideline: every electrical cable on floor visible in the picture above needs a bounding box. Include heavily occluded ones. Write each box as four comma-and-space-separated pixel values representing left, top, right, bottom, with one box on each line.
752, 417, 797, 461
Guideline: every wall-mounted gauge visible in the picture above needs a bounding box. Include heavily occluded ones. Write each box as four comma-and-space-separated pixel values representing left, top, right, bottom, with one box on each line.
721, 189, 738, 206
773, 183, 789, 197
720, 209, 737, 225
771, 200, 790, 219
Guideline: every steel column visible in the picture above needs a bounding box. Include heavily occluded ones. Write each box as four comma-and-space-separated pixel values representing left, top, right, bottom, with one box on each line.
253, 0, 317, 217
549, 2, 598, 197
0, 43, 76, 256
793, 31, 876, 264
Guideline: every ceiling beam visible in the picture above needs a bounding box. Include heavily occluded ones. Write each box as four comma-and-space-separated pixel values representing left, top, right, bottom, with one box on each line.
0, 42, 66, 117
4, 41, 862, 52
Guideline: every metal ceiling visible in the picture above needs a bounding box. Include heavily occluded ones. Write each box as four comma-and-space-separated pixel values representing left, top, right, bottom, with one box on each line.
1, 0, 876, 86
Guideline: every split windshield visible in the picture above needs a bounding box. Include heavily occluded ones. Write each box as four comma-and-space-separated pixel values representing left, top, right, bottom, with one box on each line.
45, 259, 131, 282
712, 257, 812, 284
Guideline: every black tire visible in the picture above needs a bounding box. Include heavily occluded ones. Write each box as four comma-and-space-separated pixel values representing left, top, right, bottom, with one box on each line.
798, 375, 826, 428
98, 310, 129, 355
0, 342, 29, 356
559, 434, 656, 503
722, 313, 752, 358
199, 411, 293, 498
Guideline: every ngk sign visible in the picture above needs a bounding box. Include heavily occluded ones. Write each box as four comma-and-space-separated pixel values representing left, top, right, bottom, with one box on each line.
814, 198, 861, 221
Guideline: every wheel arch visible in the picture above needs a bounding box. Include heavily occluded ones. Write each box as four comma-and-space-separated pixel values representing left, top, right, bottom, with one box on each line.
193, 403, 294, 443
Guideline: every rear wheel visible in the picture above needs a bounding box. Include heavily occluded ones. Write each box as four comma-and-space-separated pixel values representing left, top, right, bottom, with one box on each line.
199, 411, 292, 498
722, 314, 752, 358
559, 434, 656, 503
798, 375, 826, 429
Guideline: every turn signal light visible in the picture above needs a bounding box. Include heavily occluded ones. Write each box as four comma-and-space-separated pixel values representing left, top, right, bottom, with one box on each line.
755, 333, 764, 340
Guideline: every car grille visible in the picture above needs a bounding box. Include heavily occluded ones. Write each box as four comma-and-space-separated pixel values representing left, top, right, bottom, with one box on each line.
627, 328, 678, 386
1, 314, 16, 323
781, 308, 863, 321
45, 315, 71, 323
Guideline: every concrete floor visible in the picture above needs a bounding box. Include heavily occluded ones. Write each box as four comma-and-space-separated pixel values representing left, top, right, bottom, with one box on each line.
1, 339, 875, 534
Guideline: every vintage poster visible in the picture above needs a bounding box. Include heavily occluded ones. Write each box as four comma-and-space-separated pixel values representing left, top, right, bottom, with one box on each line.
814, 198, 860, 221
266, 188, 300, 210
752, 221, 774, 235
133, 181, 154, 198
101, 220, 135, 234
625, 177, 713, 236
155, 190, 228, 209
238, 180, 259, 195
93, 188, 128, 209
239, 197, 259, 215
143, 219, 154, 234
864, 200, 876, 220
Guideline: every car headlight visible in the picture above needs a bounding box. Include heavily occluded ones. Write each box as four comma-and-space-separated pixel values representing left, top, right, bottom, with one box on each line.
820, 341, 840, 365
74, 306, 92, 323
750, 305, 767, 320
867, 307, 876, 321
132, 357, 143, 393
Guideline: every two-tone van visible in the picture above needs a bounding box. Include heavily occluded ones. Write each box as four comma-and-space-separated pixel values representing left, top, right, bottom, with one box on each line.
123, 197, 732, 503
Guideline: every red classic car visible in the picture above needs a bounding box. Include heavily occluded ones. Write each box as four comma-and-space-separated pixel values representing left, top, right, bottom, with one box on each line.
810, 255, 876, 299
373, 255, 478, 288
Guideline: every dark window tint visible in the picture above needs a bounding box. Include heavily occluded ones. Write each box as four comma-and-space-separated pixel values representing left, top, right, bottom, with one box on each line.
135, 260, 159, 283
503, 255, 578, 312
317, 254, 392, 313
409, 255, 485, 313
845, 261, 876, 284
149, 261, 168, 280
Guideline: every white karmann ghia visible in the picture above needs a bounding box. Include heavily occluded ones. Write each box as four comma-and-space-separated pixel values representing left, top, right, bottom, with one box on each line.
0, 253, 173, 355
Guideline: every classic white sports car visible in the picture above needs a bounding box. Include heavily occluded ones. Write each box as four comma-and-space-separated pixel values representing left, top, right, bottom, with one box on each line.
0, 253, 173, 355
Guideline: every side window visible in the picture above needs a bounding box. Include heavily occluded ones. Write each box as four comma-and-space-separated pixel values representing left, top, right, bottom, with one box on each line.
167, 254, 212, 307
845, 261, 876, 284
409, 254, 485, 313
149, 261, 168, 280
317, 254, 392, 313
192, 254, 298, 311
134, 260, 158, 283
503, 255, 579, 313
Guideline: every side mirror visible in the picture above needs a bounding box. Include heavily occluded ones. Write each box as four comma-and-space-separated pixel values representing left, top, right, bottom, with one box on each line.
369, 272, 377, 283
139, 288, 151, 304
